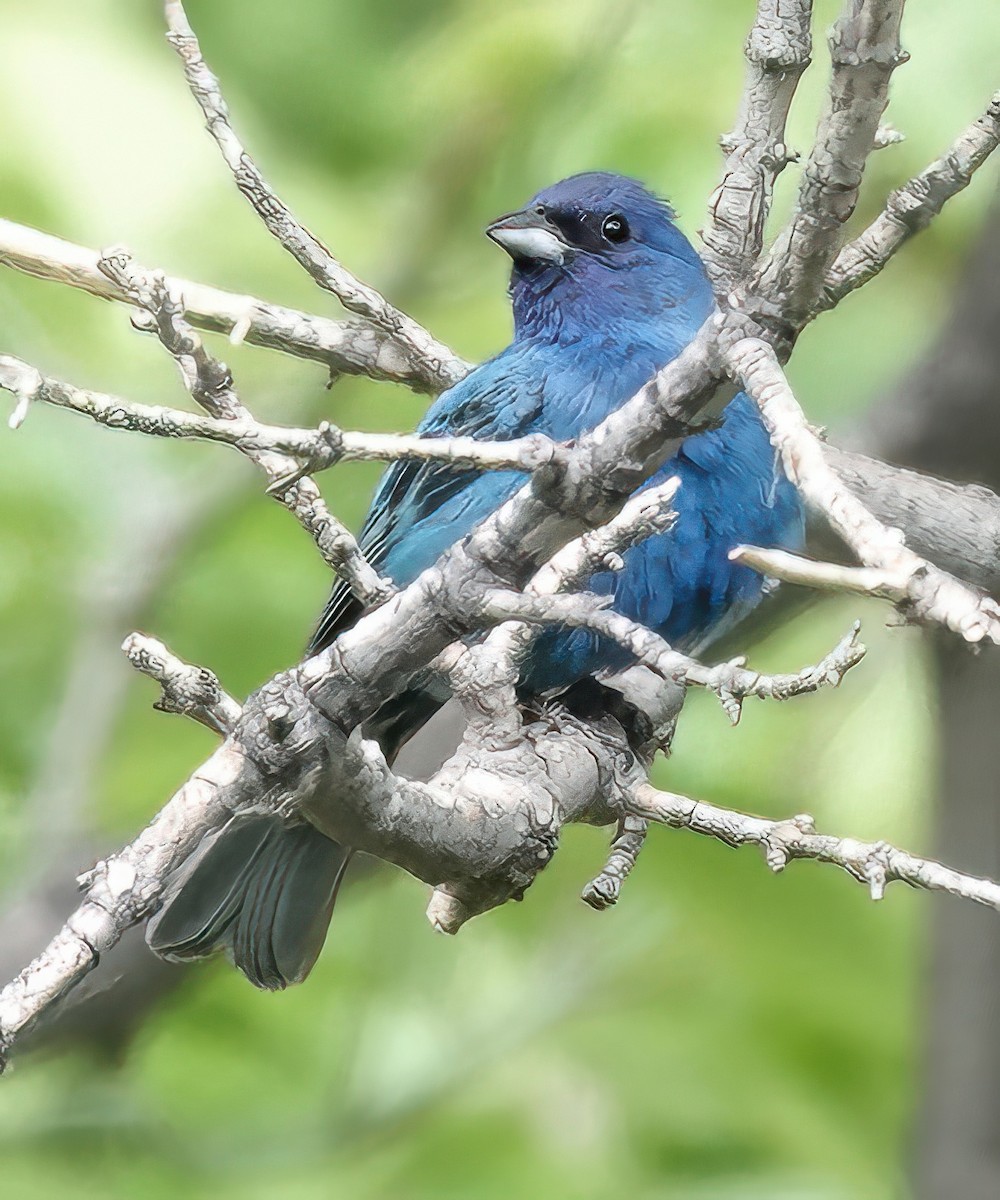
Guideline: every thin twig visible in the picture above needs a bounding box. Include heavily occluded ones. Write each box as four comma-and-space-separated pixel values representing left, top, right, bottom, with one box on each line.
629, 783, 1000, 911
3, 267, 392, 604
122, 633, 242, 736
581, 815, 649, 910
0, 217, 447, 391
163, 0, 466, 393
481, 589, 865, 724
822, 91, 1000, 309
0, 349, 556, 481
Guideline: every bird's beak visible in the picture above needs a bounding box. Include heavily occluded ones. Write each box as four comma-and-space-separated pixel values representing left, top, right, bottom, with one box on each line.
486, 208, 568, 264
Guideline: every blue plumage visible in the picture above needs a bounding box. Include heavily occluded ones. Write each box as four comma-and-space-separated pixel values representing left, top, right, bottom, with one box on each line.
311, 172, 804, 690
148, 172, 804, 989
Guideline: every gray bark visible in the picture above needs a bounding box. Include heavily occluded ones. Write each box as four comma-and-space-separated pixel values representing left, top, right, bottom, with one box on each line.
860, 198, 1000, 1200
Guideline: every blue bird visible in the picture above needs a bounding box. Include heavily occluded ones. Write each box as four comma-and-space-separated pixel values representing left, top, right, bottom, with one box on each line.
147, 173, 804, 987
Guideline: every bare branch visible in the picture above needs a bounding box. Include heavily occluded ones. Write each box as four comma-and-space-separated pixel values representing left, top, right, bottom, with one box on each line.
753, 0, 907, 323
731, 545, 896, 596
0, 741, 247, 1063
0, 350, 391, 606
703, 0, 813, 292
477, 478, 682, 686
824, 445, 1000, 594
728, 336, 1000, 643
482, 589, 865, 725
0, 350, 555, 480
441, 478, 682, 745
0, 217, 445, 391
99, 248, 242, 419
121, 633, 242, 736
0, 673, 637, 1061
629, 784, 1000, 911
528, 479, 682, 596
581, 815, 648, 910
822, 91, 1000, 309
163, 0, 466, 393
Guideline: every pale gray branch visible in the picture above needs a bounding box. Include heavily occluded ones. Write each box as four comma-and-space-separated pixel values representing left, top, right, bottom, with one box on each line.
703, 0, 813, 292
0, 217, 441, 390
472, 478, 682, 702
728, 336, 1000, 642
581, 814, 648, 911
121, 633, 242, 736
629, 784, 1000, 911
822, 91, 1000, 309
163, 0, 467, 393
753, 0, 907, 323
0, 350, 391, 605
483, 589, 865, 725
825, 447, 1000, 595
0, 351, 556, 480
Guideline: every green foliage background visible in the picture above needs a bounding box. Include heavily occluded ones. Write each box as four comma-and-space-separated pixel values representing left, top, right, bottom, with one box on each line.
0, 1, 996, 1196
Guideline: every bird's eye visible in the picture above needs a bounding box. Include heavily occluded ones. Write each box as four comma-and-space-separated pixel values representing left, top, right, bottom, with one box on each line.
601, 213, 629, 243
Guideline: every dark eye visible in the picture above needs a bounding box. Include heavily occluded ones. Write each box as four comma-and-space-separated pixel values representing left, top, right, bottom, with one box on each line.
601, 213, 629, 243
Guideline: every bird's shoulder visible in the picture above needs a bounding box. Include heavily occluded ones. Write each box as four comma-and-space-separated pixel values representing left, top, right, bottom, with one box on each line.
416, 344, 554, 440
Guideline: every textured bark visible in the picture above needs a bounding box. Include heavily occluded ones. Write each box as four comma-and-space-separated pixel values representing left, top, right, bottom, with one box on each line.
825, 446, 1000, 594
3, 0, 1000, 1068
0, 218, 439, 390
860, 200, 1000, 1200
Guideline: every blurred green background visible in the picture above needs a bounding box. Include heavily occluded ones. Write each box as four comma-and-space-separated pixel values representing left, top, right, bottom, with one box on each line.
0, 1, 997, 1197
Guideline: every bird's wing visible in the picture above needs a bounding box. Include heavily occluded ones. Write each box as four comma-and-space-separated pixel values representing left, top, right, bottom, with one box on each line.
308, 354, 545, 656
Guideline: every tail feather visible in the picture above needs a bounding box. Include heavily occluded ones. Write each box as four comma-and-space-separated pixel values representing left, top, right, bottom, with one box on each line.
146, 683, 444, 989
269, 831, 351, 985
232, 833, 286, 989
147, 814, 352, 990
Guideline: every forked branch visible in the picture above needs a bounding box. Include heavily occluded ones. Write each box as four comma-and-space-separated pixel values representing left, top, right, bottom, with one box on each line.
1, 0, 999, 1071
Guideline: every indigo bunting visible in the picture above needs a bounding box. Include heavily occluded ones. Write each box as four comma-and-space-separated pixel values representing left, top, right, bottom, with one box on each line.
148, 173, 803, 987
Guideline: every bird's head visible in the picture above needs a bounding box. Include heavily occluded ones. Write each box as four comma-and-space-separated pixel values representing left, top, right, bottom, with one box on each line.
487, 172, 712, 343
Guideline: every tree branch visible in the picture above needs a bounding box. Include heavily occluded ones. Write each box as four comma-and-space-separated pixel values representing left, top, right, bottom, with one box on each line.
753, 0, 907, 324
121, 633, 242, 736
822, 92, 1000, 309
163, 0, 467, 393
629, 783, 1000, 911
727, 336, 1000, 642
0, 351, 558, 479
485, 590, 865, 725
702, 0, 813, 293
0, 217, 446, 391
825, 445, 1000, 594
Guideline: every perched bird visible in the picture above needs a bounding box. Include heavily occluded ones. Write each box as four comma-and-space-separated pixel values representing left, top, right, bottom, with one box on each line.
147, 172, 804, 987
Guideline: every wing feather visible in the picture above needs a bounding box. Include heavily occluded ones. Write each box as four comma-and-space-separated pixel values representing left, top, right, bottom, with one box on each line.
308, 353, 544, 656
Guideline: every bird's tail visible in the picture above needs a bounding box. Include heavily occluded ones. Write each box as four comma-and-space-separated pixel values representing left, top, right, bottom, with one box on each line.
146, 815, 352, 990
145, 681, 446, 988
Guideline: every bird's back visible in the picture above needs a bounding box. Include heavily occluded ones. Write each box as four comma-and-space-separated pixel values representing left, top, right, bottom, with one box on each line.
311, 322, 803, 694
